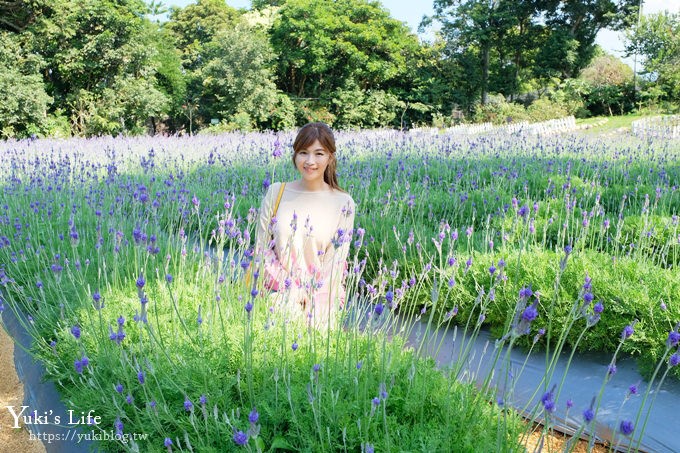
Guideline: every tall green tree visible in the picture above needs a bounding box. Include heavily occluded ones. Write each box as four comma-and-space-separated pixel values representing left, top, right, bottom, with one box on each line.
164, 0, 240, 69
430, 0, 519, 105
164, 0, 293, 131
18, 0, 171, 135
270, 0, 419, 98
625, 12, 680, 105
198, 25, 292, 130
0, 31, 52, 137
541, 0, 639, 76
429, 0, 638, 107
266, 0, 421, 127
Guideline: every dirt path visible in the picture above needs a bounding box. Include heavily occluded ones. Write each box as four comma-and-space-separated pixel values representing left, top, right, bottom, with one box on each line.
0, 325, 46, 453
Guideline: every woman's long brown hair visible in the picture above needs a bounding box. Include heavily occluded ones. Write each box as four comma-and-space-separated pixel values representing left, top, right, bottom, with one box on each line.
292, 122, 344, 191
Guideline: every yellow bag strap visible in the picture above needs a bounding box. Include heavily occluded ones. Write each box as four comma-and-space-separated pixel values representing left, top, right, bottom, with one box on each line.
272, 182, 286, 218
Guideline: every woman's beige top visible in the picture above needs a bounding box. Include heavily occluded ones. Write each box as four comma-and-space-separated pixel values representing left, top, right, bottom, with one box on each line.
255, 182, 355, 312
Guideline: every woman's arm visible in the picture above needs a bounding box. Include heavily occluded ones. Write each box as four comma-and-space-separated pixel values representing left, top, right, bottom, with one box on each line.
318, 197, 356, 299
254, 183, 277, 255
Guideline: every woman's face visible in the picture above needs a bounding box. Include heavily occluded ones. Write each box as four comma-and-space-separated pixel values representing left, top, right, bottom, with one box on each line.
295, 139, 330, 184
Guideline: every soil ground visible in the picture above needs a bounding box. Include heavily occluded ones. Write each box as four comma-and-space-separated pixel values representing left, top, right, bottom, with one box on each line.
0, 325, 46, 453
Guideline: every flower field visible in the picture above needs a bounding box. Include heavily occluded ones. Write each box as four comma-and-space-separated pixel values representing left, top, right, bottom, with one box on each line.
1, 129, 679, 452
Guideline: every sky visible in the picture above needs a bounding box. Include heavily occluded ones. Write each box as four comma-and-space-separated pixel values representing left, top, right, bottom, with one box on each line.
165, 0, 680, 68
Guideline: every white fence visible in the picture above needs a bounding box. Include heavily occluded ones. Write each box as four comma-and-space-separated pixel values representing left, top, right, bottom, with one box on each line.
631, 116, 680, 139
438, 116, 577, 137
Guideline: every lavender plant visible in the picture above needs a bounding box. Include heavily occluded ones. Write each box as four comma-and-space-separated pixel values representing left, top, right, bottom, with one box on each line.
0, 129, 678, 451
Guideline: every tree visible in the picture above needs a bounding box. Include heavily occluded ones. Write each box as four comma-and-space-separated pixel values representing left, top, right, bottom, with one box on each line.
198, 25, 290, 130
164, 0, 294, 131
625, 12, 680, 105
430, 0, 519, 105
541, 0, 639, 76
0, 0, 42, 32
265, 0, 421, 128
164, 0, 240, 69
17, 0, 172, 135
0, 31, 52, 137
580, 52, 633, 87
428, 0, 638, 107
270, 0, 419, 99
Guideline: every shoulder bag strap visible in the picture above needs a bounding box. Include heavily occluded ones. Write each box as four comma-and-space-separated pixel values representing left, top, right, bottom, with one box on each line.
272, 182, 286, 218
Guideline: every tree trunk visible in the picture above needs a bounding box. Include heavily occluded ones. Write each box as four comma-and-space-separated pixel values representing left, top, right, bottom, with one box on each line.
481, 43, 490, 105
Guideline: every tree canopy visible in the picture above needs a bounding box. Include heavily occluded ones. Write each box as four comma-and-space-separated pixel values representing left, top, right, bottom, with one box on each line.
0, 0, 675, 138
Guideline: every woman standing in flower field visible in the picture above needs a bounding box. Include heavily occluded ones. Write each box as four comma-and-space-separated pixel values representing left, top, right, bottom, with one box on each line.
254, 122, 355, 324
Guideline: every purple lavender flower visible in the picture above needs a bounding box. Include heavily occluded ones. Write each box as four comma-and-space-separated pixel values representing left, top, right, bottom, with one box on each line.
92, 291, 102, 309
71, 325, 81, 339
583, 407, 594, 423
137, 371, 145, 385
379, 383, 388, 400
608, 363, 617, 376
445, 307, 458, 319
184, 398, 193, 411
566, 399, 574, 409
519, 286, 533, 299
164, 438, 172, 448
619, 420, 634, 436
233, 430, 248, 446
488, 263, 496, 275
115, 383, 123, 393
522, 303, 538, 322
541, 386, 556, 413
166, 274, 173, 283
272, 137, 283, 157
136, 273, 145, 289
667, 330, 680, 347
374, 303, 384, 316
248, 408, 259, 424
200, 395, 207, 405
670, 353, 680, 368
593, 301, 604, 314
245, 301, 253, 313
292, 342, 298, 351
313, 364, 321, 373
621, 324, 634, 340
114, 417, 123, 436
74, 358, 83, 374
